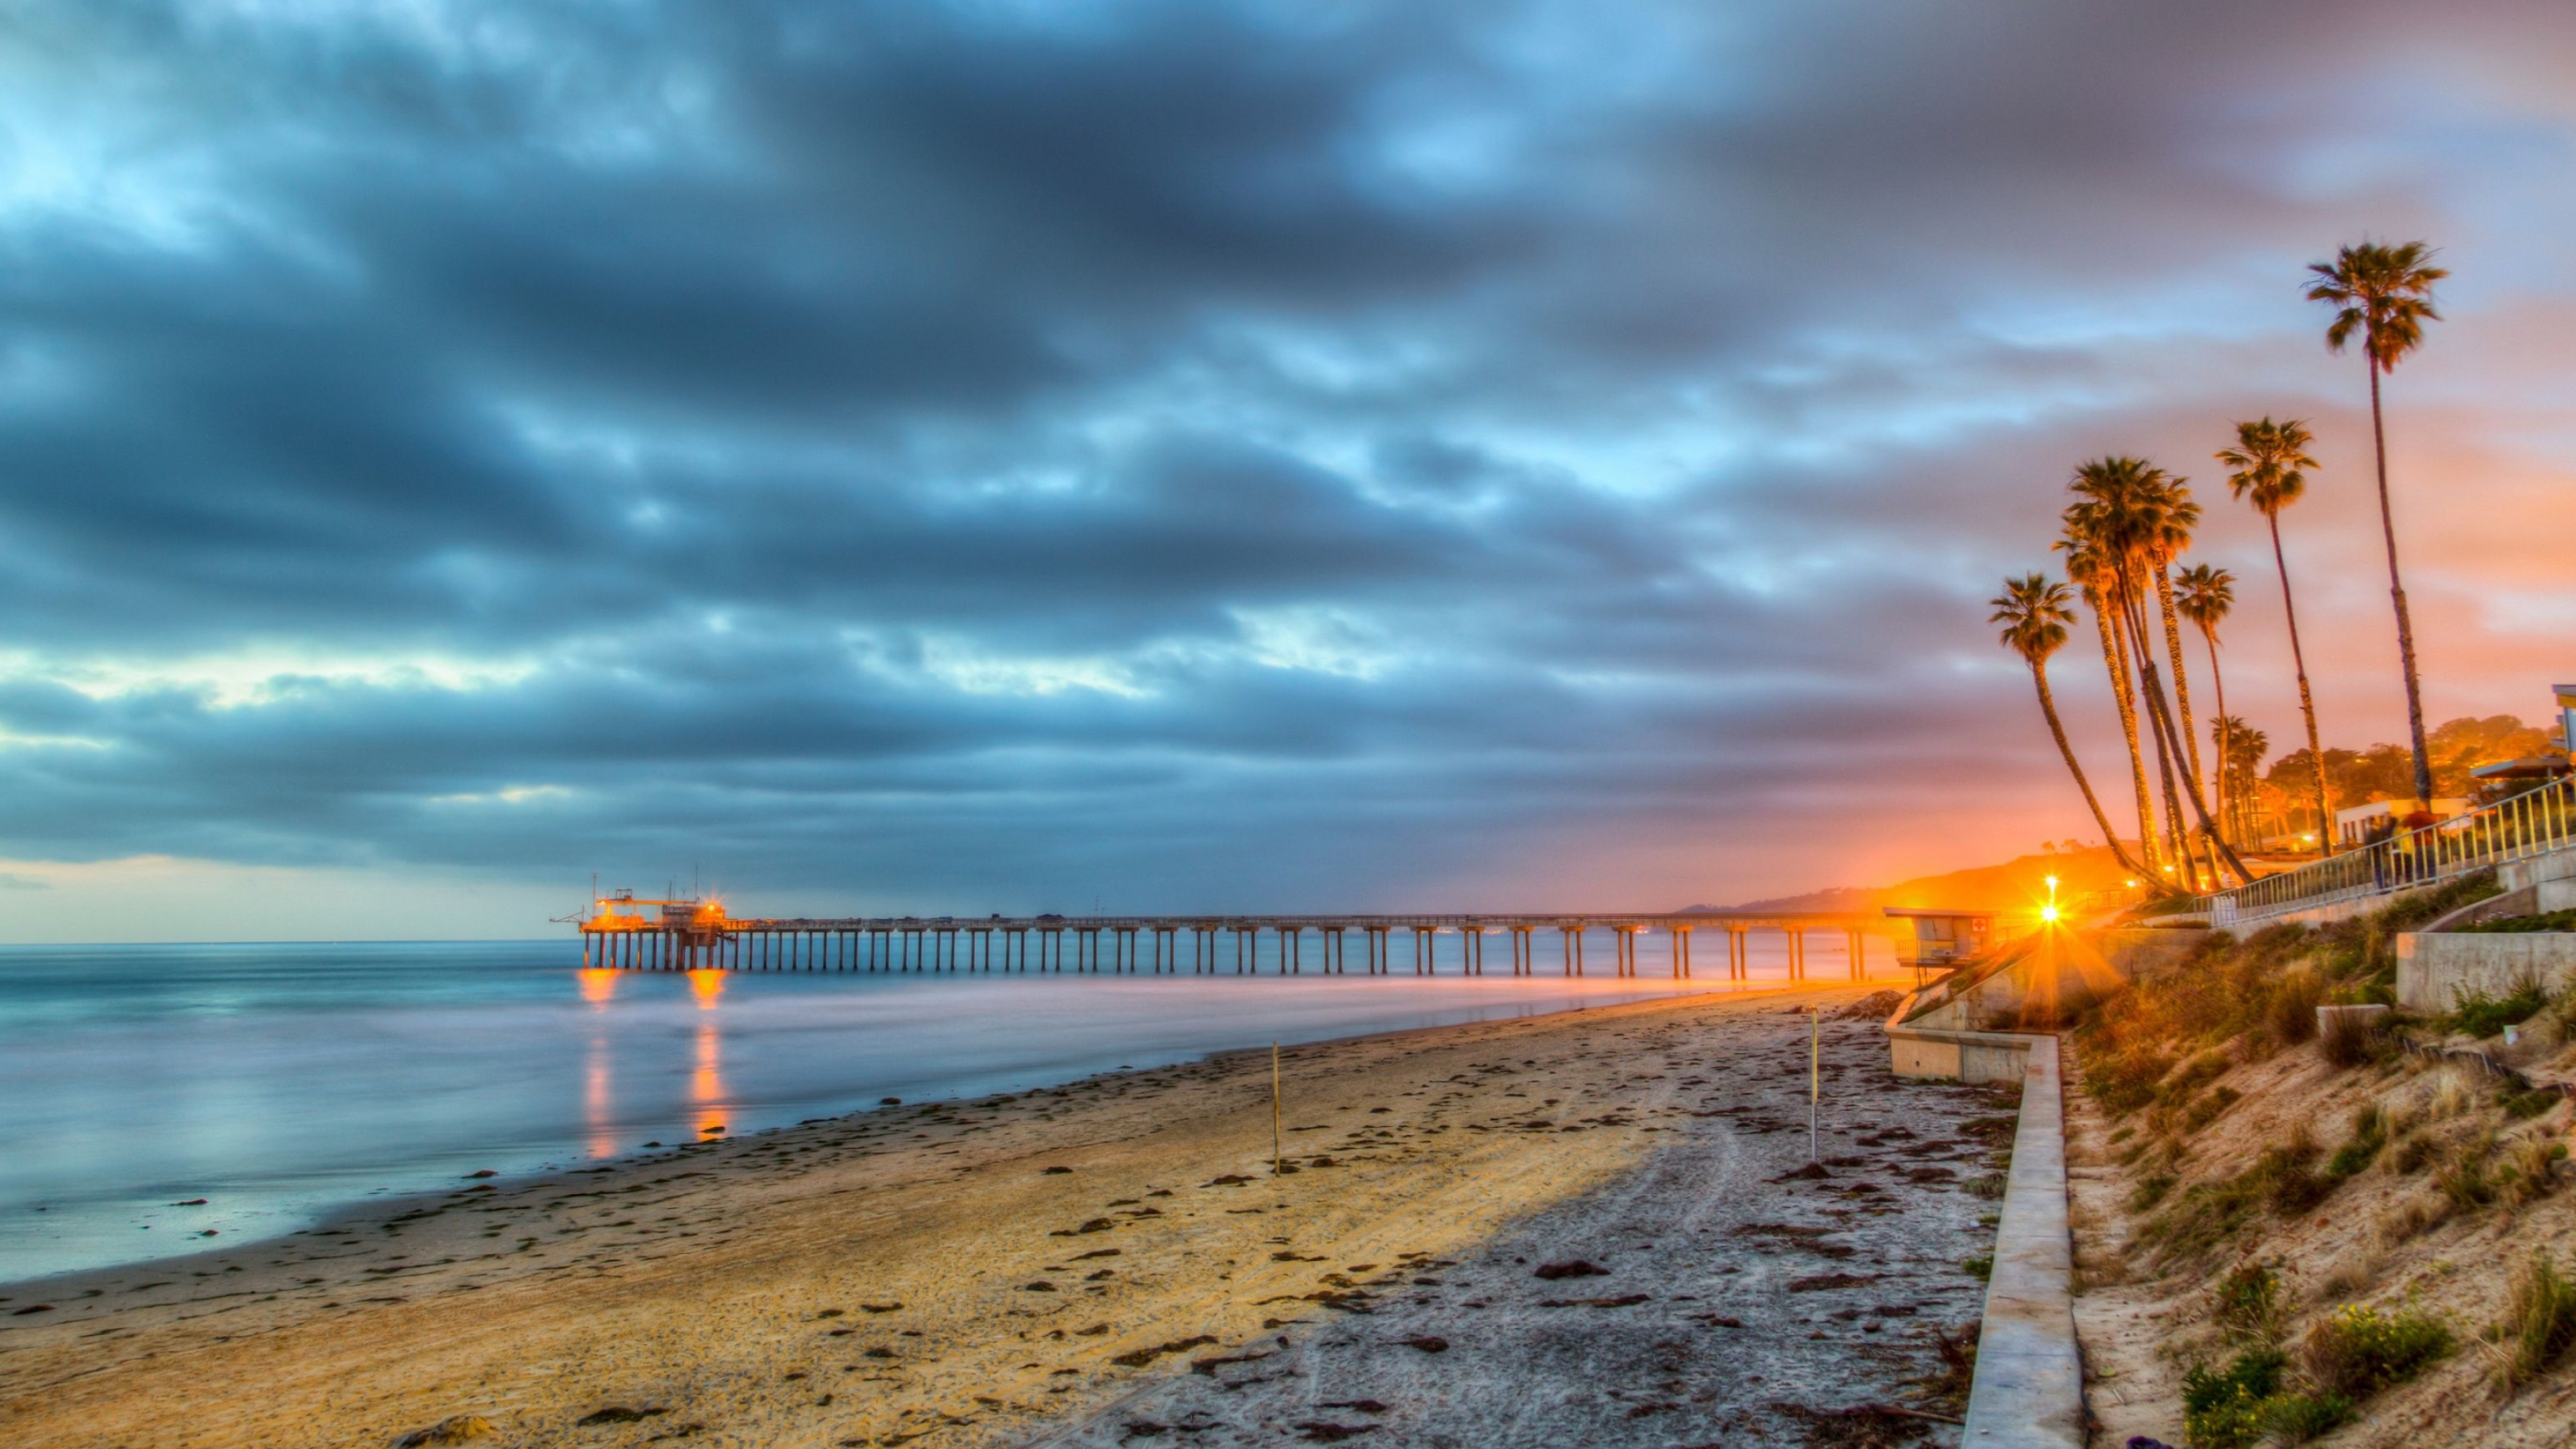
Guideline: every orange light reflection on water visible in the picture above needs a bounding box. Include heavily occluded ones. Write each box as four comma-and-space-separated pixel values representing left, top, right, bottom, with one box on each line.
693, 1019, 729, 1139
687, 968, 727, 1008
578, 968, 619, 1007
585, 1038, 617, 1159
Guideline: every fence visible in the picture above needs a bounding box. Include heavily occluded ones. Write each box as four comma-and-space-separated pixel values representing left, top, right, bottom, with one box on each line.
2204, 775, 2576, 927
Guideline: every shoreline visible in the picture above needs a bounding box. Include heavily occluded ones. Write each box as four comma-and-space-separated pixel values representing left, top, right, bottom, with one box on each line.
1, 976, 2001, 1449
5, 964, 1752, 1279
0, 991, 1656, 1300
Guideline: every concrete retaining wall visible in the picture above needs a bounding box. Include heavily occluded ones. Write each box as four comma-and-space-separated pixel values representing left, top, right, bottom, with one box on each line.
2394, 930, 2576, 1012
1882, 996, 2085, 1444
2089, 928, 2204, 979
2502, 847, 2576, 912
1886, 1017, 2034, 1084
1962, 1034, 2084, 1448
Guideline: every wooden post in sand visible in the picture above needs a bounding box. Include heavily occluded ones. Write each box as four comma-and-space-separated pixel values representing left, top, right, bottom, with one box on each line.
1808, 1007, 1820, 1162
1271, 1042, 1283, 1175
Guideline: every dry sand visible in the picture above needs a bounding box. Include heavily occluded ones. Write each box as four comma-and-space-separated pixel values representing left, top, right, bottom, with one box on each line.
1, 983, 2008, 1448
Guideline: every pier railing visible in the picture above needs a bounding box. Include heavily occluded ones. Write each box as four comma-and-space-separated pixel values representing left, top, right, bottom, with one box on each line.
578, 908, 1890, 981
2202, 776, 2576, 927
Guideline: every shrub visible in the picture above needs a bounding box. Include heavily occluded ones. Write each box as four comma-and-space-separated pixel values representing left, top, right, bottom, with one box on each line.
2324, 1106, 2387, 1179
2130, 1171, 2177, 1212
2147, 1131, 2332, 1263
2088, 1046, 2176, 1114
2261, 1390, 2355, 1444
2261, 1124, 2332, 1216
2181, 1348, 2285, 1449
2367, 869, 2502, 934
2300, 1303, 2452, 1398
2150, 1171, 2267, 1262
2319, 1010, 2383, 1068
2498, 1087, 2559, 1121
2387, 1132, 2436, 1175
2184, 1085, 2243, 1132
2447, 981, 2549, 1040
2457, 908, 2576, 934
2211, 1260, 2284, 1347
2435, 1143, 2499, 1211
1960, 1253, 1992, 1281
2492, 1251, 2576, 1395
2499, 1136, 2567, 1208
2267, 1155, 2333, 1216
2267, 967, 2326, 1044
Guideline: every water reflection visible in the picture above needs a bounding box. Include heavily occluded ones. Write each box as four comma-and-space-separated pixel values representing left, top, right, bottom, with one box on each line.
693, 1019, 729, 1138
578, 967, 619, 1007
688, 968, 731, 1138
584, 1040, 616, 1159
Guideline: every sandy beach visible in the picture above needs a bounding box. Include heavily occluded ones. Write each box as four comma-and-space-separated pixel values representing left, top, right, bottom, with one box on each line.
1, 983, 2009, 1448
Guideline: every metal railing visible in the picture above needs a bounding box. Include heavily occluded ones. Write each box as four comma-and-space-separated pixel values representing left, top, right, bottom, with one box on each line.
2205, 775, 2576, 926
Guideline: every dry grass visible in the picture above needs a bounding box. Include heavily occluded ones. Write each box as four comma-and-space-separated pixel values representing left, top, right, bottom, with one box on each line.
2490, 1252, 2576, 1396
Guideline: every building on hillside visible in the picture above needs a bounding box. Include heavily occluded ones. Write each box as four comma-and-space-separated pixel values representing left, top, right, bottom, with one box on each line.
2332, 798, 2469, 848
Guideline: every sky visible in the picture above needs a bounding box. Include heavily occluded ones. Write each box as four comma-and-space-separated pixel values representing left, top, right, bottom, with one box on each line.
0, 1, 2572, 940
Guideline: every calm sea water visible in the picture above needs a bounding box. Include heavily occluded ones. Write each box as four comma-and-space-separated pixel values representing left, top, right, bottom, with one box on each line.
0, 934, 1856, 1285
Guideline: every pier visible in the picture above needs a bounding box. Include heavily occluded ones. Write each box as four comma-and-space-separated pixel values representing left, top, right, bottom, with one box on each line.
576, 896, 1888, 981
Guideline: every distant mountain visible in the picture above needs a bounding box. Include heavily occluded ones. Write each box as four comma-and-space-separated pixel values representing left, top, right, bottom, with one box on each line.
1686, 845, 2138, 916
1680, 885, 1881, 914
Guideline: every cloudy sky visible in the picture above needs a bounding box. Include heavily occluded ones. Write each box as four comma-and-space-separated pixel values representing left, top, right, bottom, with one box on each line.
0, 1, 2571, 939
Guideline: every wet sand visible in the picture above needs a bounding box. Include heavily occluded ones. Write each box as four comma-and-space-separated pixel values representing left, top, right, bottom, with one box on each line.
0, 981, 2007, 1448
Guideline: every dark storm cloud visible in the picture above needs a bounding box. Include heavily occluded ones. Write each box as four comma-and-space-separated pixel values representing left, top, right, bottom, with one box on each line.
0, 0, 2569, 918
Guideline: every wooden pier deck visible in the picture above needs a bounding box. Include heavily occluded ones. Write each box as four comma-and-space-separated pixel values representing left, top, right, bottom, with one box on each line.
576, 898, 1889, 981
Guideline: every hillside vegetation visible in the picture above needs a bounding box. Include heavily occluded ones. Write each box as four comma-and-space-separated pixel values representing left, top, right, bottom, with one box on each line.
2063, 882, 2576, 1448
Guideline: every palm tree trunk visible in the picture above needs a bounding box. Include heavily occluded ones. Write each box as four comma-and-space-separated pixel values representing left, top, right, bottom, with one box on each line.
2155, 565, 2207, 804
2094, 598, 2162, 877
2269, 513, 2334, 853
2368, 358, 2436, 804
2200, 627, 2229, 847
2153, 712, 2187, 876
2121, 582, 2254, 884
2029, 663, 2152, 881
2125, 590, 2190, 873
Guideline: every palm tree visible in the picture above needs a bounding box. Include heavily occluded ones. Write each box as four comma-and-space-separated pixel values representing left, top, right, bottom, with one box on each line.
2139, 472, 2212, 878
2143, 482, 2208, 825
2174, 563, 2235, 841
1990, 573, 2152, 880
2209, 716, 2269, 843
2307, 240, 2447, 804
2059, 535, 2163, 879
2218, 417, 2333, 852
2065, 457, 2251, 885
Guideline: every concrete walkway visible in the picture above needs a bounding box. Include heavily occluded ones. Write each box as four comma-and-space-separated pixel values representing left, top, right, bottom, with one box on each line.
1962, 1034, 2084, 1448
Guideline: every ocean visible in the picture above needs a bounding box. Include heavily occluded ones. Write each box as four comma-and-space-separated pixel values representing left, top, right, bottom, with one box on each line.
0, 932, 1855, 1283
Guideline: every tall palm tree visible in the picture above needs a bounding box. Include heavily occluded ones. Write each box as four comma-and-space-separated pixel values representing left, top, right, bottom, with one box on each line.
2143, 481, 2207, 822
2065, 457, 2251, 884
2308, 240, 2447, 804
1991, 574, 2152, 880
2218, 417, 2333, 852
2059, 535, 2162, 879
2139, 472, 2212, 878
2174, 563, 2235, 840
